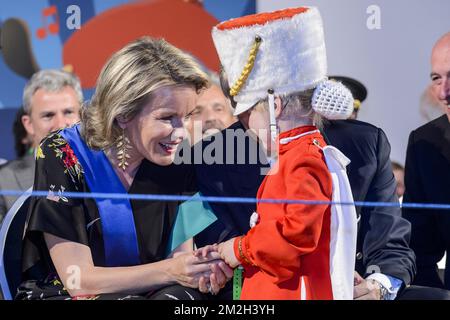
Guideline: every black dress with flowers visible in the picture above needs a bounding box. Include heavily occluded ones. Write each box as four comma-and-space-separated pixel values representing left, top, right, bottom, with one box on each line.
16, 131, 203, 300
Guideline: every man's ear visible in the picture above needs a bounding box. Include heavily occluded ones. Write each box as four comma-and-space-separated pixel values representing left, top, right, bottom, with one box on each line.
21, 114, 35, 136
274, 97, 283, 118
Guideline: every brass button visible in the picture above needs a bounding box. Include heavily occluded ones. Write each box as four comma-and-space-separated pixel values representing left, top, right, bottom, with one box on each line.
313, 139, 320, 147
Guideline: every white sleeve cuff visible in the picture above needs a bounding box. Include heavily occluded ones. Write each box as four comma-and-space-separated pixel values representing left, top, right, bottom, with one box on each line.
366, 273, 400, 300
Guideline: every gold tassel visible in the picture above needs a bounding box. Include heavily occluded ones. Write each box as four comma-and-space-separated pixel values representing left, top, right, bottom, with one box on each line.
116, 129, 131, 171
229, 35, 262, 97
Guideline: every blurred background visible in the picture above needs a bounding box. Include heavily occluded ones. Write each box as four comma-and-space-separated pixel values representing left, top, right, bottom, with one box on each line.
0, 0, 449, 163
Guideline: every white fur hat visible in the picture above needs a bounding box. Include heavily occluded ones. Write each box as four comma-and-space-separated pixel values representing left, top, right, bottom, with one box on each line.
212, 7, 329, 116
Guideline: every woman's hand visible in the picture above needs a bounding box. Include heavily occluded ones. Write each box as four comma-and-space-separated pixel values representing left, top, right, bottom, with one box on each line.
169, 251, 220, 289
45, 233, 230, 297
217, 238, 240, 268
194, 244, 234, 295
206, 260, 234, 295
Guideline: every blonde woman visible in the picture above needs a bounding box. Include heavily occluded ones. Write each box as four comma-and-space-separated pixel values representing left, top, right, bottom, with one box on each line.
18, 37, 232, 300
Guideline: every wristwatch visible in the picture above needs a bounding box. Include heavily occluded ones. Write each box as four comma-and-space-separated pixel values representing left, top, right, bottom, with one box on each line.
371, 279, 390, 300
378, 282, 390, 300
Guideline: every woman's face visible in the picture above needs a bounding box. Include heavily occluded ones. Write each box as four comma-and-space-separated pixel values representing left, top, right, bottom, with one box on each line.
124, 85, 197, 166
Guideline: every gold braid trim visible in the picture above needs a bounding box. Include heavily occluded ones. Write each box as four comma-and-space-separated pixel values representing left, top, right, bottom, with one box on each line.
229, 36, 262, 97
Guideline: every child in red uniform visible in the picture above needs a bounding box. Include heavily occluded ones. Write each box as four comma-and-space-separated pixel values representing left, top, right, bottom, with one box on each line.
208, 7, 359, 300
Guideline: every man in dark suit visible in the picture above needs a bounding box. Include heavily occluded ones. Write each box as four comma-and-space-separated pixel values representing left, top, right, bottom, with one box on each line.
324, 120, 414, 286
0, 108, 34, 223
403, 32, 450, 290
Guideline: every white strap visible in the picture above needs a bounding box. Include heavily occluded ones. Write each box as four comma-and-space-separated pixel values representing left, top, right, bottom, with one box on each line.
268, 92, 277, 142
323, 147, 357, 300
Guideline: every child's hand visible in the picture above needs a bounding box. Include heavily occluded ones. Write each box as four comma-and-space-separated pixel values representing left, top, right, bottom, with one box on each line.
217, 238, 240, 268
193, 244, 234, 295
194, 243, 219, 259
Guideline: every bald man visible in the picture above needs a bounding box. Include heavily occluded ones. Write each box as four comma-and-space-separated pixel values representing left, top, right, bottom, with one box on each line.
403, 32, 450, 290
431, 32, 450, 120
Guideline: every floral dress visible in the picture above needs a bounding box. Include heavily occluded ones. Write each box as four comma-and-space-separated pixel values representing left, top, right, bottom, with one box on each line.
17, 130, 203, 300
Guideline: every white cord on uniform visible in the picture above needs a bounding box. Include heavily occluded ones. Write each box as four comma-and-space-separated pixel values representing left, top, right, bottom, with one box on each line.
268, 90, 277, 142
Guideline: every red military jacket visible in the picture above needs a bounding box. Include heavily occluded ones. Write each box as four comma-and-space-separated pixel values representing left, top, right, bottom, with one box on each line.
233, 125, 334, 300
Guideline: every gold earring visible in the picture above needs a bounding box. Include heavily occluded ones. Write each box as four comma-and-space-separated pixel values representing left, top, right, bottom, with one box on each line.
116, 129, 131, 171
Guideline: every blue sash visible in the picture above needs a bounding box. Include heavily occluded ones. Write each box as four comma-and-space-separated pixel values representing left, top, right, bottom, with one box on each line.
60, 125, 140, 267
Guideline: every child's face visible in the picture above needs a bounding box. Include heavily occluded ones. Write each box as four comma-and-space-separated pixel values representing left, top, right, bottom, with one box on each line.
244, 106, 274, 153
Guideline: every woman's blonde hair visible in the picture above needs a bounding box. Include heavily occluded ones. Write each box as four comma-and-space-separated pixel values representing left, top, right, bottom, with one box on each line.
81, 37, 209, 149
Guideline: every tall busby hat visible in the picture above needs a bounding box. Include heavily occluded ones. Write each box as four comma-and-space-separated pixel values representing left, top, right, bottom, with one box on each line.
212, 7, 354, 140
